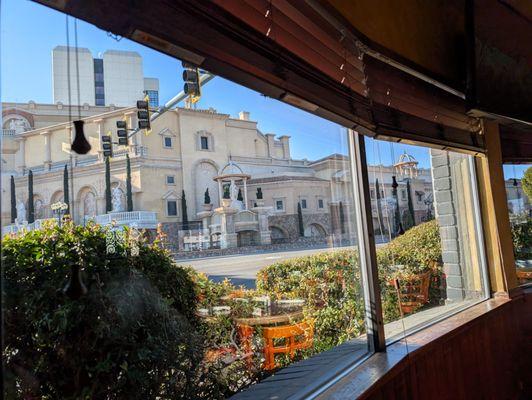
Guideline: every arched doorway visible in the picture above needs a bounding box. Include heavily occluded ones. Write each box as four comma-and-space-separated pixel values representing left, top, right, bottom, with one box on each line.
270, 226, 288, 244
305, 223, 326, 238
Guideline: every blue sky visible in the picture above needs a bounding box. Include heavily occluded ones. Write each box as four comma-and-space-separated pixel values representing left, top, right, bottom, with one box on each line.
1, 1, 528, 177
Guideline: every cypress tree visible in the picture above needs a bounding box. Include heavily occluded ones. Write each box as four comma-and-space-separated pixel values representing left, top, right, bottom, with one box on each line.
339, 201, 345, 234
63, 165, 70, 214
405, 180, 416, 229
391, 176, 404, 236
105, 156, 112, 213
237, 188, 243, 201
375, 179, 385, 236
297, 202, 304, 237
10, 175, 16, 223
204, 188, 211, 204
181, 190, 189, 230
28, 170, 34, 224
126, 154, 133, 212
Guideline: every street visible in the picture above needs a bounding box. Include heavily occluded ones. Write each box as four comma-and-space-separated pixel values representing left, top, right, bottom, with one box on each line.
175, 245, 359, 288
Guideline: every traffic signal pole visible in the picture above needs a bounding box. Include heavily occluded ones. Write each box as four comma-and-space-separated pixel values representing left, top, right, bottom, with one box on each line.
127, 72, 215, 139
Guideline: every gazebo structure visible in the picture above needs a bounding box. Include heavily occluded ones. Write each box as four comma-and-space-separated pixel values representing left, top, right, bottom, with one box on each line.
195, 160, 273, 249
213, 161, 251, 210
394, 152, 419, 179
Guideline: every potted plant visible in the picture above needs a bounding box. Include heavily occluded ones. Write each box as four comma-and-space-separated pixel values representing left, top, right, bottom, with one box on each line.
222, 185, 231, 207
256, 187, 264, 206
389, 266, 433, 316
203, 188, 213, 211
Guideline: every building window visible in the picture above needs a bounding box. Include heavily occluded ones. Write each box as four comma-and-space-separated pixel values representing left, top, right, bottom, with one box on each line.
301, 199, 307, 209
401, 189, 406, 200
166, 175, 175, 185
416, 192, 424, 202
318, 198, 324, 209
275, 199, 284, 211
145, 89, 159, 108
167, 200, 177, 216
200, 136, 209, 150
164, 137, 172, 148
370, 189, 375, 199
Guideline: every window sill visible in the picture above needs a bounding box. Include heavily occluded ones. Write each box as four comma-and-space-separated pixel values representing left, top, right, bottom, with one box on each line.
231, 297, 513, 400
314, 296, 513, 400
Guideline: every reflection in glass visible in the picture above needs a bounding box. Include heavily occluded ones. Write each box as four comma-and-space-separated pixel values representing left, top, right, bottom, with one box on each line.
504, 164, 532, 284
365, 138, 487, 342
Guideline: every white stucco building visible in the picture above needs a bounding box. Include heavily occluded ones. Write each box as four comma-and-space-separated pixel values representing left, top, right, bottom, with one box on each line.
52, 46, 159, 107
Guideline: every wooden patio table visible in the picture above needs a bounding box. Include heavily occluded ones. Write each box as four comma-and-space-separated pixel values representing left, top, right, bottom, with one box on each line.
234, 310, 304, 327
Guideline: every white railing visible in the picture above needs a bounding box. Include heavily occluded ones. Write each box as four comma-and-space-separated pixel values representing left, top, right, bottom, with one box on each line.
2, 218, 55, 236
86, 211, 158, 229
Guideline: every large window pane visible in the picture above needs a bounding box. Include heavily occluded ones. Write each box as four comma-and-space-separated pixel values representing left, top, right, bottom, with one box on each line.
364, 138, 488, 342
503, 164, 532, 285
1, 2, 369, 398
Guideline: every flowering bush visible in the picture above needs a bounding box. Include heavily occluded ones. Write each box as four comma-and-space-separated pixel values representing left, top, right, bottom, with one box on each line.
2, 222, 225, 400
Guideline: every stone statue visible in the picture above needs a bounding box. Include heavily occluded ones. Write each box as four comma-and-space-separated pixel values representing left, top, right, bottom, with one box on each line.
229, 180, 239, 201
16, 200, 26, 223
84, 192, 96, 216
112, 186, 124, 212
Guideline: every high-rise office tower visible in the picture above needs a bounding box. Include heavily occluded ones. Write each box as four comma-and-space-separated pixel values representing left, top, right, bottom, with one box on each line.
52, 46, 159, 107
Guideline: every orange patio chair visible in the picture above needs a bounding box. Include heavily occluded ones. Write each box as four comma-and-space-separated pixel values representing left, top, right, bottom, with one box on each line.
262, 320, 314, 371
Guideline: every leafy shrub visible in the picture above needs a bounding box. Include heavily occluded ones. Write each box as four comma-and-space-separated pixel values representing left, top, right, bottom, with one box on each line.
511, 218, 532, 260
2, 222, 224, 400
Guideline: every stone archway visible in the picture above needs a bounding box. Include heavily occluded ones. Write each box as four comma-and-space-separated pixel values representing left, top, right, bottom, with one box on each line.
269, 225, 288, 244
78, 187, 98, 219
194, 160, 219, 214
305, 223, 327, 238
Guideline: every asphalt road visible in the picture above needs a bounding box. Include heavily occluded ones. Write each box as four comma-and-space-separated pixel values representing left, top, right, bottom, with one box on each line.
175, 246, 358, 288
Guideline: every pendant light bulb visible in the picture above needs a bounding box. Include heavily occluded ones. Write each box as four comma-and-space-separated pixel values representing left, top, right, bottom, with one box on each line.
71, 120, 92, 154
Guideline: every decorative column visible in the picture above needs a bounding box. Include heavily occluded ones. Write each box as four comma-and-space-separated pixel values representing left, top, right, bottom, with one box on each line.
41, 131, 52, 171
15, 137, 26, 173
94, 118, 104, 161
218, 180, 223, 206
243, 179, 248, 210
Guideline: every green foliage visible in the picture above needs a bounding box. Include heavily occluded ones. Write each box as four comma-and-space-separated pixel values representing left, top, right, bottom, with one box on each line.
126, 154, 133, 212
376, 219, 441, 276
1, 222, 224, 399
10, 175, 16, 223
223, 185, 230, 199
28, 170, 34, 223
511, 218, 532, 260
105, 157, 111, 213
297, 202, 304, 236
522, 167, 532, 200
181, 190, 189, 230
405, 180, 416, 229
63, 164, 70, 215
204, 188, 211, 204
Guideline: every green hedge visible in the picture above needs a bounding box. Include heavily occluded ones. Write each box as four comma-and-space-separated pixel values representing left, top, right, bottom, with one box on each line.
512, 218, 532, 260
2, 222, 226, 400
257, 220, 443, 329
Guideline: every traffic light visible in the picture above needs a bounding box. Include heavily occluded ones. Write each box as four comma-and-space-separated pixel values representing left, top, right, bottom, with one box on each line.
137, 95, 151, 133
101, 134, 113, 158
182, 61, 201, 103
116, 120, 128, 146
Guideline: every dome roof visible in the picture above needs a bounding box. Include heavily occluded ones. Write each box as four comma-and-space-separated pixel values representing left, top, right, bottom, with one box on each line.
218, 160, 244, 175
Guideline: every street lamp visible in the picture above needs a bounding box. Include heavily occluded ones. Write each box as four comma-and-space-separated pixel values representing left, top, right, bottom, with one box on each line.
51, 201, 68, 227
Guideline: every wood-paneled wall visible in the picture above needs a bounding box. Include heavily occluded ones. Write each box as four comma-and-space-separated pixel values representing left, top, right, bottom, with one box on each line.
320, 290, 531, 399
360, 293, 531, 400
